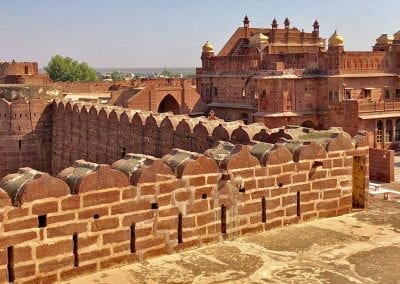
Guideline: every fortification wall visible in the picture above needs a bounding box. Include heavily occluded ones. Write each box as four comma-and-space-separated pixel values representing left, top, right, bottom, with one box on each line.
0, 130, 369, 283
369, 147, 394, 182
0, 99, 52, 178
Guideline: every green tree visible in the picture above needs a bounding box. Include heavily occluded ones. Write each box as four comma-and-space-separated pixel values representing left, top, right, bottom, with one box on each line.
110, 71, 123, 81
44, 55, 98, 82
161, 70, 174, 78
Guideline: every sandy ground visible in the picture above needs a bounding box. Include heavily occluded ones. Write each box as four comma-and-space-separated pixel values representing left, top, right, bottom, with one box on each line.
65, 197, 400, 284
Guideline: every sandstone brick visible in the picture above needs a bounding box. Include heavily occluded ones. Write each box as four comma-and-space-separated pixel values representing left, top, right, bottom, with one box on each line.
189, 176, 206, 187
175, 190, 191, 202
194, 186, 213, 200
158, 207, 180, 218
187, 200, 209, 214
183, 216, 196, 228
136, 236, 165, 251
13, 246, 32, 262
140, 184, 156, 196
323, 189, 340, 199
61, 195, 80, 210
292, 173, 307, 183
276, 174, 291, 187
296, 161, 311, 171
91, 217, 120, 232
282, 163, 296, 172
268, 209, 284, 220
312, 179, 337, 190
60, 263, 97, 281
80, 248, 111, 262
82, 190, 120, 207
39, 256, 74, 273
7, 208, 29, 220
339, 195, 353, 207
103, 229, 130, 244
267, 165, 281, 176
239, 202, 261, 215
47, 222, 87, 238
4, 217, 37, 232
78, 235, 99, 248
36, 239, 72, 259
243, 179, 257, 191
196, 211, 215, 226
122, 187, 136, 200
271, 187, 288, 197
157, 194, 172, 206
330, 168, 351, 177
156, 217, 178, 231
0, 231, 37, 247
257, 177, 275, 188
316, 200, 338, 211
207, 175, 219, 185
14, 263, 36, 279
78, 206, 109, 219
301, 192, 319, 203
282, 195, 297, 207
122, 211, 154, 227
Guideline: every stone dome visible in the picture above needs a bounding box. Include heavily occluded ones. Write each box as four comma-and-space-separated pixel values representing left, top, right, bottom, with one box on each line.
376, 34, 394, 45
202, 41, 214, 53
328, 30, 344, 46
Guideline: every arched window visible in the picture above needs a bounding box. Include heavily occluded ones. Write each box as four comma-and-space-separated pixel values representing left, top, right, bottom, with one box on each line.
385, 120, 393, 142
376, 120, 383, 143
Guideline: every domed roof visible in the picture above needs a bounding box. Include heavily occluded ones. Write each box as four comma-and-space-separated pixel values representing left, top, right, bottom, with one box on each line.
202, 41, 214, 53
328, 30, 344, 46
376, 33, 394, 45
250, 33, 269, 44
394, 31, 400, 41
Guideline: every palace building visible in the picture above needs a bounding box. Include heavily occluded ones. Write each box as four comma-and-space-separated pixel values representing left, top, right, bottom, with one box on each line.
196, 16, 400, 149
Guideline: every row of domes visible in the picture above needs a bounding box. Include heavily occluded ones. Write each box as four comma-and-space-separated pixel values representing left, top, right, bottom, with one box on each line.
202, 30, 400, 52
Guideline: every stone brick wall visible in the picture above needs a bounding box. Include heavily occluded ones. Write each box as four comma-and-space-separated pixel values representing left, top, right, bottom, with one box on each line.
0, 130, 369, 283
0, 99, 52, 178
369, 147, 394, 182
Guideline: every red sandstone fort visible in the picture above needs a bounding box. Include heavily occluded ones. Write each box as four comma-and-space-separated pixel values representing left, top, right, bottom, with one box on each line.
0, 15, 397, 283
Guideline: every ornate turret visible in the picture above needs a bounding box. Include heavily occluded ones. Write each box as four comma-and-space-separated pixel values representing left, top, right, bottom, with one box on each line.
243, 15, 250, 28
312, 19, 320, 38
243, 15, 250, 39
284, 17, 290, 29
271, 18, 278, 30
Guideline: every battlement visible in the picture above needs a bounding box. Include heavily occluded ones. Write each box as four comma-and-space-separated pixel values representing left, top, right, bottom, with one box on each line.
0, 123, 368, 282
52, 99, 368, 174
0, 98, 370, 283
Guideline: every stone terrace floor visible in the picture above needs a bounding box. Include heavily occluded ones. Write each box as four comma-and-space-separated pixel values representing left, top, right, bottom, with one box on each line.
66, 197, 400, 284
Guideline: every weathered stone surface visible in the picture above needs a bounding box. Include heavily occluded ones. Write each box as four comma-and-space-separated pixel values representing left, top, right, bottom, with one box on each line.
0, 168, 70, 206
58, 160, 129, 193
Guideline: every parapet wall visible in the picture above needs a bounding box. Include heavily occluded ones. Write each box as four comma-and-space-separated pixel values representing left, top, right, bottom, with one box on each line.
53, 100, 355, 175
0, 130, 369, 283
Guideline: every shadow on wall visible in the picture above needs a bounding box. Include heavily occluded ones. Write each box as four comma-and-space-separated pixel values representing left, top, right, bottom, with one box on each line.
0, 98, 52, 178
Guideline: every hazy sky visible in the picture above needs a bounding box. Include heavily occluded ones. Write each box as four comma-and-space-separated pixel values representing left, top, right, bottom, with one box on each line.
1, 0, 399, 68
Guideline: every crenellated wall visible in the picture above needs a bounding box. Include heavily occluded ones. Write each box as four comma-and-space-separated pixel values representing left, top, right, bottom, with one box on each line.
0, 99, 52, 178
0, 130, 369, 283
